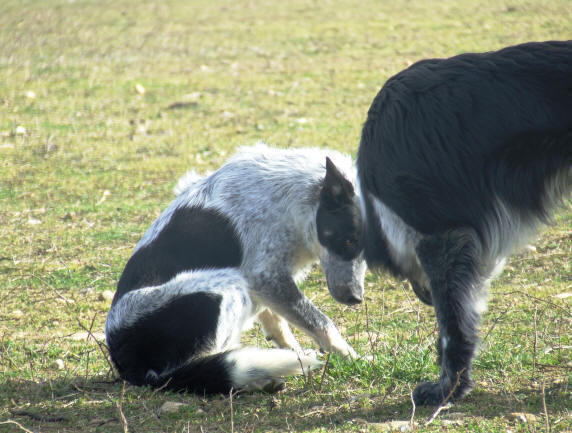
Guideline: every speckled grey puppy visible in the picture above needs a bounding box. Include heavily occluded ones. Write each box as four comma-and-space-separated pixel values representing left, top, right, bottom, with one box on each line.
105, 143, 367, 394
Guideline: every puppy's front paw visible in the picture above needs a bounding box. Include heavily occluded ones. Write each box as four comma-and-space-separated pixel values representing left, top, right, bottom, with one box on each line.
325, 332, 357, 359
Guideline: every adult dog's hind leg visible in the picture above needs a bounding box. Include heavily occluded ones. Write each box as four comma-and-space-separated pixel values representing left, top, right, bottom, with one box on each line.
413, 229, 485, 406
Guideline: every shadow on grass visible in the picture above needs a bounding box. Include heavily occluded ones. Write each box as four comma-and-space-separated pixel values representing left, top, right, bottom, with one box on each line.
1, 377, 126, 432
1, 376, 569, 432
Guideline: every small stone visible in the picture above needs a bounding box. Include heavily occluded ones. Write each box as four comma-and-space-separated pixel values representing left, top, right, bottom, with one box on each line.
11, 310, 24, 319
52, 359, 65, 370
135, 83, 145, 95
159, 401, 189, 415
367, 420, 412, 432
99, 290, 115, 302
14, 125, 27, 135
24, 90, 36, 99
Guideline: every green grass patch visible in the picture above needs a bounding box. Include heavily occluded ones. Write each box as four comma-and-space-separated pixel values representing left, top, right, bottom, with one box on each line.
1, 0, 571, 432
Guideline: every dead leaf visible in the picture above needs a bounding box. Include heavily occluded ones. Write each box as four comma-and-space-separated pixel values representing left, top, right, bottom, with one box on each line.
508, 412, 537, 423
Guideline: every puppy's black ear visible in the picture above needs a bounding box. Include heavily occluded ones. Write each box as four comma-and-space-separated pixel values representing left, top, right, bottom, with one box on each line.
321, 157, 355, 207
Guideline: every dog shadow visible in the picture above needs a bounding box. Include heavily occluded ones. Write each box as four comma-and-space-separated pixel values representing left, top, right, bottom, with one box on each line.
2, 376, 567, 431
279, 382, 568, 431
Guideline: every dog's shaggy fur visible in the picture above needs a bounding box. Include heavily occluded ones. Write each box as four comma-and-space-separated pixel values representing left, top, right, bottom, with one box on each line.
357, 40, 571, 405
105, 143, 366, 394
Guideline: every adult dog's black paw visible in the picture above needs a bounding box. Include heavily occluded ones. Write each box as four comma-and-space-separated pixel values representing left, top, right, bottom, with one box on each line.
412, 381, 446, 406
413, 378, 473, 406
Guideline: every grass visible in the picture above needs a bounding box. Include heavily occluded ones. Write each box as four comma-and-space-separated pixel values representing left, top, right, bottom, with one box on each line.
0, 0, 570, 431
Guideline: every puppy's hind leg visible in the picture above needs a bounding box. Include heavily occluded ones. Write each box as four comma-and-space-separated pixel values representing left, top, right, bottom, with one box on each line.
258, 309, 302, 351
251, 275, 357, 358
413, 229, 486, 406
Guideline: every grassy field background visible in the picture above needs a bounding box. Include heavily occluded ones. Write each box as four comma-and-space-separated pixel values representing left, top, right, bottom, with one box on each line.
0, 0, 570, 432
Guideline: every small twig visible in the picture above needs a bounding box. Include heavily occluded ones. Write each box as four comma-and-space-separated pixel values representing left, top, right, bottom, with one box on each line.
77, 315, 116, 375
317, 352, 331, 392
425, 402, 451, 426
150, 377, 172, 396
90, 417, 117, 428
425, 368, 465, 426
481, 306, 511, 343
229, 388, 235, 433
0, 420, 35, 433
497, 290, 571, 315
296, 350, 313, 390
364, 301, 382, 353
117, 381, 129, 433
409, 388, 416, 427
542, 382, 551, 433
10, 410, 67, 423
532, 304, 538, 381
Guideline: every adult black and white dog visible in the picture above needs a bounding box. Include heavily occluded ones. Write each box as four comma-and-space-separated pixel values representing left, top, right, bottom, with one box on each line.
357, 41, 571, 405
105, 143, 367, 394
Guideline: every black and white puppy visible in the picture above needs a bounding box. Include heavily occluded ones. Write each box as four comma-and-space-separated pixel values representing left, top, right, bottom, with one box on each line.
105, 143, 366, 394
357, 41, 571, 405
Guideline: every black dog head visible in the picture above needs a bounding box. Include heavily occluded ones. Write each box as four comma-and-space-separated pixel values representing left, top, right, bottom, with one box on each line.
316, 157, 364, 260
316, 157, 366, 305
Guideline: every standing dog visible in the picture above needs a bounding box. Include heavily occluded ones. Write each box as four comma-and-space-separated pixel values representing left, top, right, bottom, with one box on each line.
357, 41, 571, 405
106, 143, 366, 394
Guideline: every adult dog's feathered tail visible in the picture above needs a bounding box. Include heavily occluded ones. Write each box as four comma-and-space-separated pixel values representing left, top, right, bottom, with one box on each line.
143, 348, 320, 394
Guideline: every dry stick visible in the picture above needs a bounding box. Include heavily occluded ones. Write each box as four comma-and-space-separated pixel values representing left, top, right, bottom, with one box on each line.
353, 305, 360, 350
542, 382, 551, 433
498, 290, 571, 315
76, 315, 116, 375
150, 377, 173, 397
10, 410, 67, 423
364, 302, 380, 353
409, 388, 416, 427
318, 352, 331, 392
532, 304, 538, 382
229, 388, 235, 433
84, 313, 98, 385
481, 305, 511, 344
425, 368, 466, 426
0, 420, 35, 433
295, 350, 310, 390
117, 381, 129, 433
